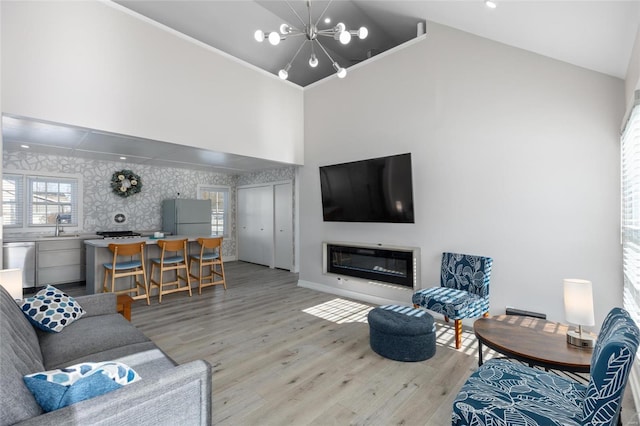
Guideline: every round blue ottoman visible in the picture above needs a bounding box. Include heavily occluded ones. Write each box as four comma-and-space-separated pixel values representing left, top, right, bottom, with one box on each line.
368, 305, 436, 362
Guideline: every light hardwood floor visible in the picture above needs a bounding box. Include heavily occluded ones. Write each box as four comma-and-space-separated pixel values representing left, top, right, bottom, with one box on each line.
65, 261, 638, 425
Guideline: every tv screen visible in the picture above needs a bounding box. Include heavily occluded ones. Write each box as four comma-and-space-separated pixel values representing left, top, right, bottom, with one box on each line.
319, 153, 415, 223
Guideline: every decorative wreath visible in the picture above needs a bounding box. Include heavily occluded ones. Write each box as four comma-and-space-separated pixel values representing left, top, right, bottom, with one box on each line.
111, 170, 142, 198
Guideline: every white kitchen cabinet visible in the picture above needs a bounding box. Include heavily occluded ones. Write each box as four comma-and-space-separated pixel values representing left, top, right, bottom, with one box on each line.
36, 239, 85, 285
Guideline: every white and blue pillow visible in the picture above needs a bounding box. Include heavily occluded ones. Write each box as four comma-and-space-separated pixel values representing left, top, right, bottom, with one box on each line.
24, 361, 140, 412
18, 285, 85, 332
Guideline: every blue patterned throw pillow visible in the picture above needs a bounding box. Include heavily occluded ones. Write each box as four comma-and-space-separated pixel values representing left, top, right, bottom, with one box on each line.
18, 285, 85, 332
24, 361, 141, 412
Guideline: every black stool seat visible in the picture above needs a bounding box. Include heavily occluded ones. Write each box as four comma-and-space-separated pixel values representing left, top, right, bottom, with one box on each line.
367, 305, 436, 362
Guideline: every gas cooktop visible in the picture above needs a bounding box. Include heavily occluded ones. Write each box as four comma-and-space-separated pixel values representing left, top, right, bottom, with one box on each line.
96, 231, 141, 239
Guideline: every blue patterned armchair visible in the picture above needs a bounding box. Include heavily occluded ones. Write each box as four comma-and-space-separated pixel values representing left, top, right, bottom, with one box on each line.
452, 307, 640, 426
412, 252, 493, 349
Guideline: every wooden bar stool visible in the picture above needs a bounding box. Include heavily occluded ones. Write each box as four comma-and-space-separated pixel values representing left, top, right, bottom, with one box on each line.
189, 237, 227, 294
149, 239, 192, 303
102, 242, 150, 305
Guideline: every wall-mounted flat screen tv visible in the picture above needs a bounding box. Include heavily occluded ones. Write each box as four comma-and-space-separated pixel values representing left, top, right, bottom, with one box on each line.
319, 153, 415, 223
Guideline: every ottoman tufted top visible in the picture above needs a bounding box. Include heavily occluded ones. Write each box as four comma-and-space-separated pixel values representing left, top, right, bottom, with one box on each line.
368, 305, 435, 336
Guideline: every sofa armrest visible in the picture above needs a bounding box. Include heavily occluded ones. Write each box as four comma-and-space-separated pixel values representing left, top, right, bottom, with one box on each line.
16, 359, 212, 426
74, 293, 117, 317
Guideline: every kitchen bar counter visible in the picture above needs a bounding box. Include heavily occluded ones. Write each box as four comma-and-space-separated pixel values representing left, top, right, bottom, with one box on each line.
84, 235, 211, 295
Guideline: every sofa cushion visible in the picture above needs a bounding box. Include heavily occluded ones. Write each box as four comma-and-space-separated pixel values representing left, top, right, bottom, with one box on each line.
38, 314, 151, 370
24, 361, 140, 412
19, 285, 85, 333
0, 285, 45, 425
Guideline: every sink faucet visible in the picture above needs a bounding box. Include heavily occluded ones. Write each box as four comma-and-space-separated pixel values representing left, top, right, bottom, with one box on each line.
54, 214, 64, 236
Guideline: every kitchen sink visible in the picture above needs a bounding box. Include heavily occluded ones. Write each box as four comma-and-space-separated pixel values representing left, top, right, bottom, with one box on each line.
42, 234, 81, 238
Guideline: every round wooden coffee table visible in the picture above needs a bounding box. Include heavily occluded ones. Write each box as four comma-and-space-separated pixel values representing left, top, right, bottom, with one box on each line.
474, 315, 593, 373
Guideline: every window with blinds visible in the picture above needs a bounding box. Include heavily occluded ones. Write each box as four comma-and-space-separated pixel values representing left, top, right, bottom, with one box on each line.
1, 173, 80, 229
621, 99, 640, 383
27, 176, 79, 226
197, 185, 230, 237
2, 174, 24, 227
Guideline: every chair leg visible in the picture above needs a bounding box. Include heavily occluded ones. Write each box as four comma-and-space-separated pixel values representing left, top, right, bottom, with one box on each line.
158, 268, 164, 304
102, 269, 110, 293
444, 316, 449, 323
184, 263, 192, 297
111, 270, 117, 293
199, 262, 204, 295
455, 319, 462, 349
219, 261, 226, 290
141, 270, 150, 306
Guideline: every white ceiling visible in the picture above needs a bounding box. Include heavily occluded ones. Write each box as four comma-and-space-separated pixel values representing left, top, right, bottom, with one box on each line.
3, 1, 639, 173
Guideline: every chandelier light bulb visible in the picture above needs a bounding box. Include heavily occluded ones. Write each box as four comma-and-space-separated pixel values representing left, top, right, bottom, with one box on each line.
309, 54, 318, 68
339, 30, 352, 44
335, 22, 346, 32
358, 26, 368, 39
254, 30, 265, 42
268, 31, 281, 45
279, 63, 291, 80
280, 24, 291, 35
333, 62, 347, 78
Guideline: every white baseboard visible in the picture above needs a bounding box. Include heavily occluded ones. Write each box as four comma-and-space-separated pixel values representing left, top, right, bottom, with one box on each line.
297, 279, 410, 307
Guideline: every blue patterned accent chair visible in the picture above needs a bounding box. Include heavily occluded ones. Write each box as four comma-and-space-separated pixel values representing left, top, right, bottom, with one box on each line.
452, 307, 640, 426
412, 252, 493, 349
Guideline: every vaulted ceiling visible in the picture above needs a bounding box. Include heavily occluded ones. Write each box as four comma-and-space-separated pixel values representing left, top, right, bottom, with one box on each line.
3, 1, 640, 173
116, 1, 640, 86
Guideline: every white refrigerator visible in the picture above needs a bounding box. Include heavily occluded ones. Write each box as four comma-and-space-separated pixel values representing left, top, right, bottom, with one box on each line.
162, 199, 212, 236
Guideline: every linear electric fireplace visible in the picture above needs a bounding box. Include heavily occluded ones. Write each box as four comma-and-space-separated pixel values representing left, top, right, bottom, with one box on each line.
323, 242, 419, 289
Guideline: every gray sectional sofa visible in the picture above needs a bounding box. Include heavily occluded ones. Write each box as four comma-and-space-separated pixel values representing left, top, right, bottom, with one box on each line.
0, 285, 212, 425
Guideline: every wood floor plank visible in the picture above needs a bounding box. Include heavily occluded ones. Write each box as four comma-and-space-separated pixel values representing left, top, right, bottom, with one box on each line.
59, 261, 638, 425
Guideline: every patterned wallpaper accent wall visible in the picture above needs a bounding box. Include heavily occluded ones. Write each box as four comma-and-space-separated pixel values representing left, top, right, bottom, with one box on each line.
3, 149, 298, 259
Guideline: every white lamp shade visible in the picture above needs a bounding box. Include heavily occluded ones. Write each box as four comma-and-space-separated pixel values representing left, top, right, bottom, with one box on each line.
563, 279, 595, 326
0, 268, 23, 300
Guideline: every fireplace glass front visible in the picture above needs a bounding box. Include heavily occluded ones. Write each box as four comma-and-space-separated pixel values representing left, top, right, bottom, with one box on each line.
326, 244, 414, 288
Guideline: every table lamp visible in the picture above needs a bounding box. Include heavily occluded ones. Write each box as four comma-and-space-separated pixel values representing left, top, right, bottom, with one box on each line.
563, 278, 596, 348
0, 268, 23, 300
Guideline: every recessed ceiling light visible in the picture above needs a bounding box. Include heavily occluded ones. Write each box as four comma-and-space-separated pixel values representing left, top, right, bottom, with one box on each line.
20, 144, 30, 149
120, 156, 127, 160
485, 0, 497, 9
324, 17, 331, 24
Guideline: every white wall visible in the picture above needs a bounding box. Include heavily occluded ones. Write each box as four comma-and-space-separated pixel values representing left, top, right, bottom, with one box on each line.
300, 22, 624, 328
626, 25, 640, 109
0, 1, 303, 165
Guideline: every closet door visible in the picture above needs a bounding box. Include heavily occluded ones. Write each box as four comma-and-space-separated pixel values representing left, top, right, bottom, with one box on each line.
237, 186, 273, 266
274, 183, 292, 270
